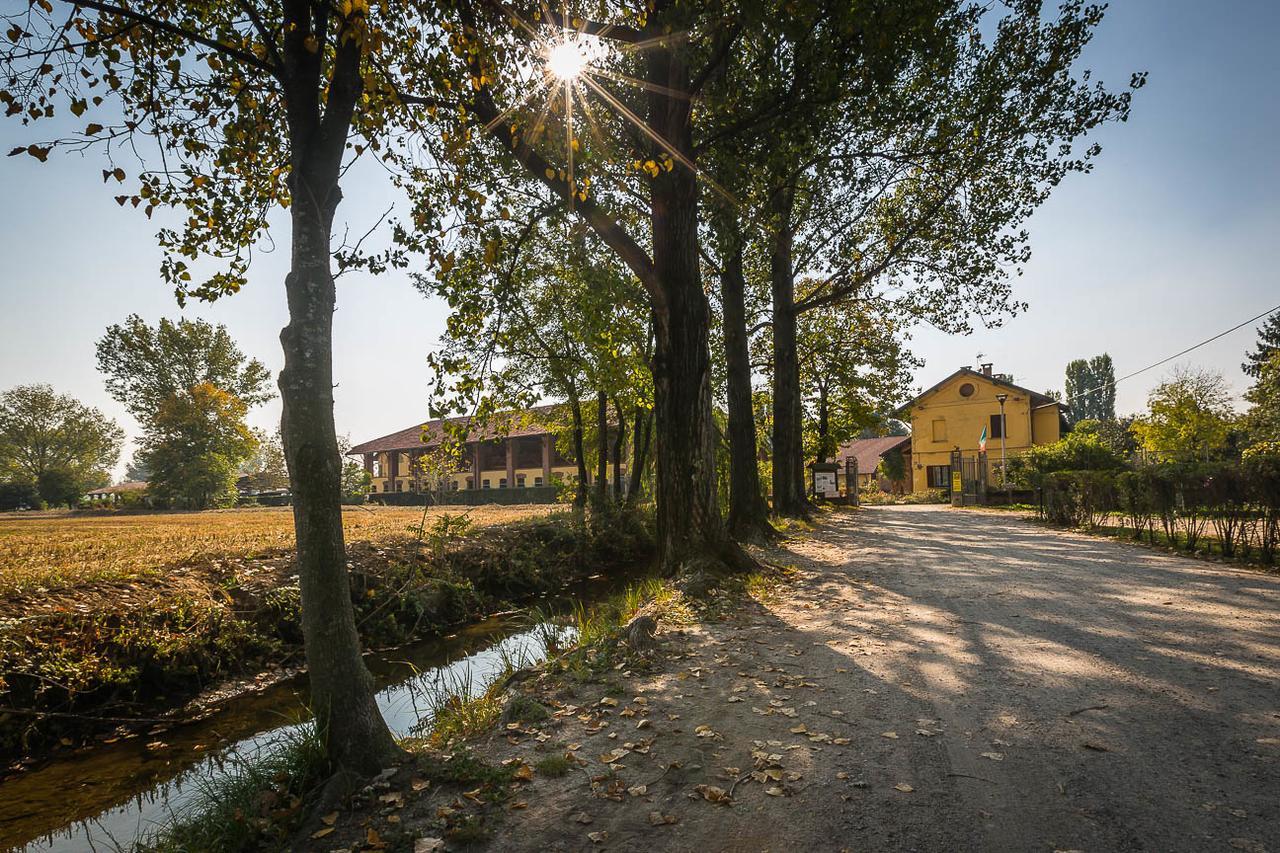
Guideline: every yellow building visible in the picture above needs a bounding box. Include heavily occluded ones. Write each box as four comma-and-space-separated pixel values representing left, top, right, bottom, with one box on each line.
898, 364, 1066, 493
348, 403, 625, 499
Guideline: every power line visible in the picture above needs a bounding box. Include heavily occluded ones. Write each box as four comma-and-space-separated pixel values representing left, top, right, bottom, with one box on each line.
1074, 301, 1280, 401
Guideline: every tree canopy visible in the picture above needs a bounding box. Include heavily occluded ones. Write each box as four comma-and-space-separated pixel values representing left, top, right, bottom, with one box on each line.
1133, 366, 1235, 460
1065, 353, 1116, 422
96, 315, 273, 420
0, 384, 123, 504
139, 382, 258, 508
1243, 312, 1280, 379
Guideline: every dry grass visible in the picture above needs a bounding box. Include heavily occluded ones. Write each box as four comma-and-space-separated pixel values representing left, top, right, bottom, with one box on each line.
0, 504, 556, 597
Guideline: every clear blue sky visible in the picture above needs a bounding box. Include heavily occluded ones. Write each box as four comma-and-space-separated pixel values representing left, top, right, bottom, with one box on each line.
1, 0, 1277, 478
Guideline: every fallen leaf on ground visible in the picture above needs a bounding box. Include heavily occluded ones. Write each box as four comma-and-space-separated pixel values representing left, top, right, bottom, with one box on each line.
588, 831, 609, 843
881, 731, 899, 739
310, 827, 335, 839
628, 785, 648, 796
648, 810, 679, 826
512, 763, 534, 782
320, 812, 339, 826
980, 752, 1005, 761
573, 812, 594, 824
414, 839, 445, 853
894, 783, 914, 793
695, 784, 731, 804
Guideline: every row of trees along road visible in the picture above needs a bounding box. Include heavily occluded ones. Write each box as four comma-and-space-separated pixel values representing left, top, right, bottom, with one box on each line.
1, 1, 1141, 781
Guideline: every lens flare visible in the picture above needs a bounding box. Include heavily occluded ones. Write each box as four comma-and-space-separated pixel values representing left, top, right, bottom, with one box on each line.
546, 39, 589, 80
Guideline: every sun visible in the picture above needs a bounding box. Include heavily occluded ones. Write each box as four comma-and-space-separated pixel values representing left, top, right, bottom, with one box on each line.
546, 38, 590, 80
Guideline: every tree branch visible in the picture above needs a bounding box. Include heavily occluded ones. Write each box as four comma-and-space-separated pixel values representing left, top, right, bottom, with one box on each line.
536, 10, 643, 44
61, 0, 276, 74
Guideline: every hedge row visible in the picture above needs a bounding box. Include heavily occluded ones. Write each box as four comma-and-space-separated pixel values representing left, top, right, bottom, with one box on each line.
1036, 455, 1280, 564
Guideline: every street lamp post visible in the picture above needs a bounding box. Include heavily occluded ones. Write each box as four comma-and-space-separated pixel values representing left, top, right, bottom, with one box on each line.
995, 393, 1009, 498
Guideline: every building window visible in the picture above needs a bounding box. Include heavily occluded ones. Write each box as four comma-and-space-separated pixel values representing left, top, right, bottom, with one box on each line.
465, 477, 474, 489
516, 474, 526, 487
499, 478, 508, 489
395, 481, 403, 492
534, 476, 544, 487
482, 479, 491, 489
932, 419, 947, 442
959, 382, 975, 397
370, 483, 377, 493
990, 413, 1004, 439
927, 465, 950, 488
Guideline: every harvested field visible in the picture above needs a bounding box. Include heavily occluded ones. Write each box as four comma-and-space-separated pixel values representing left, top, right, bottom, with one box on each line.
0, 504, 555, 598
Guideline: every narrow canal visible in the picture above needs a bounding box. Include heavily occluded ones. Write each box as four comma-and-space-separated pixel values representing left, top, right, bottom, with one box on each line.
2, 572, 641, 852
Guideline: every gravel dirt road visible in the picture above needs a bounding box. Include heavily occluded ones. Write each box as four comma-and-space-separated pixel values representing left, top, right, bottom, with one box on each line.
475, 505, 1280, 853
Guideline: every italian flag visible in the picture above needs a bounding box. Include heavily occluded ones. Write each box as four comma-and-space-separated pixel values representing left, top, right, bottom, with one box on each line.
979, 425, 988, 453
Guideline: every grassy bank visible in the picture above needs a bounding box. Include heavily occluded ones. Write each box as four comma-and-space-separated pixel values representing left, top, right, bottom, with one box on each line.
0, 506, 652, 766
137, 574, 680, 852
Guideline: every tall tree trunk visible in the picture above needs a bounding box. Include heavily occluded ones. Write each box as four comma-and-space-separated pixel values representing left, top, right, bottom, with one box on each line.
594, 390, 608, 508
645, 41, 755, 577
721, 239, 774, 542
570, 396, 588, 508
612, 398, 626, 502
279, 173, 398, 779
769, 185, 808, 517
816, 382, 831, 462
276, 9, 398, 781
626, 405, 652, 506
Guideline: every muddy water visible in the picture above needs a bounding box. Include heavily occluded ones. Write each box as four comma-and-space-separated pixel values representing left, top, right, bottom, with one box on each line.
2, 573, 639, 852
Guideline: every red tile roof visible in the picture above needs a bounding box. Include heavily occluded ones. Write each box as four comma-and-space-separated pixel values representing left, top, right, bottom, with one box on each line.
834, 435, 912, 475
348, 403, 569, 456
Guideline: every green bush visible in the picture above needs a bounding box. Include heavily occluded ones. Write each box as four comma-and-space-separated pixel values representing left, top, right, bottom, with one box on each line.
1039, 453, 1280, 565
1008, 430, 1127, 489
1041, 471, 1115, 528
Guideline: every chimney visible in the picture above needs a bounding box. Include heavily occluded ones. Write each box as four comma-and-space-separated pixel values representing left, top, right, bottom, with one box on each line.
980, 363, 993, 377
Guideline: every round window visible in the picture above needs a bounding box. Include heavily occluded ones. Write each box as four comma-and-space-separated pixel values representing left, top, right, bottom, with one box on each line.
958, 383, 975, 397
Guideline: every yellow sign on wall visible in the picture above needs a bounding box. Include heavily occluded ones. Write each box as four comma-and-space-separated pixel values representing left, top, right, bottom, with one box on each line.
951, 471, 962, 492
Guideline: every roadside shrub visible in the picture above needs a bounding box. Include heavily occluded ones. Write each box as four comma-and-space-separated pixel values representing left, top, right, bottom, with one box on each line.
1116, 469, 1156, 542
1040, 453, 1280, 566
1041, 471, 1115, 528
1204, 462, 1249, 557
1243, 448, 1280, 563
899, 488, 948, 505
